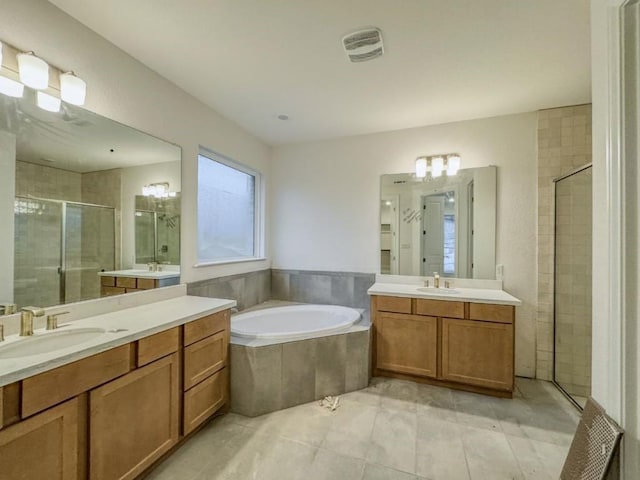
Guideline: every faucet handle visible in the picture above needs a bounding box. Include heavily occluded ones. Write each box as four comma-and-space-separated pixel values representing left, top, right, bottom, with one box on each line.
22, 306, 45, 317
0, 303, 17, 316
47, 311, 69, 330
0, 324, 4, 342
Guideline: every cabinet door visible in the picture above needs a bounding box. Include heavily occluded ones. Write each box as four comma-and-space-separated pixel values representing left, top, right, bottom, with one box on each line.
183, 368, 228, 435
89, 353, 179, 480
0, 398, 79, 480
441, 318, 514, 391
376, 312, 437, 378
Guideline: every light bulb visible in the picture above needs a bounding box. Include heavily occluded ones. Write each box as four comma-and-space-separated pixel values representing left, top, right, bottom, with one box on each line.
0, 76, 24, 97
60, 72, 86, 105
415, 157, 428, 178
17, 52, 49, 90
447, 155, 461, 176
36, 91, 61, 112
431, 156, 444, 178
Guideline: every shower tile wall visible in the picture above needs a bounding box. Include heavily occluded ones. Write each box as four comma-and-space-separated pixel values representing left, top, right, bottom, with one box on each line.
554, 170, 592, 398
536, 104, 592, 380
81, 169, 122, 296
15, 161, 82, 200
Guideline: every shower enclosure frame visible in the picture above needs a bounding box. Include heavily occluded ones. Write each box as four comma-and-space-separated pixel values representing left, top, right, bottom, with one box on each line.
15, 195, 116, 306
551, 163, 593, 411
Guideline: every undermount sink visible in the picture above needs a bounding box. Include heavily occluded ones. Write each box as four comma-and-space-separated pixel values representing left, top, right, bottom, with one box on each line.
416, 287, 460, 295
0, 328, 107, 359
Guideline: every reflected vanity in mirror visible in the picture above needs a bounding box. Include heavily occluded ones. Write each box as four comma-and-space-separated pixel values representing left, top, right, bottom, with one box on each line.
0, 90, 181, 309
380, 166, 496, 279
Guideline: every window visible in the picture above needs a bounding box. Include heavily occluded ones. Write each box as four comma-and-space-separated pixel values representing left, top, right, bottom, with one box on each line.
197, 149, 262, 264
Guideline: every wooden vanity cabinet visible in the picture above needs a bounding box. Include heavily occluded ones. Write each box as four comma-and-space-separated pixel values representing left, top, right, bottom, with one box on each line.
89, 353, 180, 480
372, 295, 515, 397
0, 307, 232, 480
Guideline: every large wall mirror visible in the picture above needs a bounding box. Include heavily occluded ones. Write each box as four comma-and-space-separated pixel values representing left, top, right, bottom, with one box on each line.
380, 166, 496, 279
0, 90, 181, 309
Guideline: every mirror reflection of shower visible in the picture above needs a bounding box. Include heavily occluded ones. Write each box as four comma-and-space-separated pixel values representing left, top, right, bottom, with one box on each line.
135, 194, 181, 265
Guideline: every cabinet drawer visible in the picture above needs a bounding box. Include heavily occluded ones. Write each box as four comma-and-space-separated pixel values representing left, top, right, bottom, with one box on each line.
101, 286, 125, 297
416, 298, 464, 319
22, 344, 132, 418
441, 318, 514, 391
137, 278, 158, 290
375, 296, 412, 314
469, 303, 514, 324
116, 277, 137, 289
184, 310, 229, 346
137, 327, 180, 367
184, 330, 227, 390
100, 276, 115, 287
183, 368, 227, 435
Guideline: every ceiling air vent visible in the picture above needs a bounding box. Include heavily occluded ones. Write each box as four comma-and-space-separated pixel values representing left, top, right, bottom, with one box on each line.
342, 28, 384, 63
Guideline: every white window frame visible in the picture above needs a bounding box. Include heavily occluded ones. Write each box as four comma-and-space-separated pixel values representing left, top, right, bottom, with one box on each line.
194, 146, 264, 267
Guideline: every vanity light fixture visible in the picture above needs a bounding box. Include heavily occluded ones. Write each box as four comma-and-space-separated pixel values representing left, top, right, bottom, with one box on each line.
0, 39, 88, 107
142, 182, 177, 199
414, 153, 462, 179
60, 72, 87, 106
36, 91, 61, 112
17, 52, 49, 90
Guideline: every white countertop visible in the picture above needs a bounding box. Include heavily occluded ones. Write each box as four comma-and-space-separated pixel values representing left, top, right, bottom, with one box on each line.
0, 295, 235, 387
98, 269, 180, 280
367, 282, 521, 306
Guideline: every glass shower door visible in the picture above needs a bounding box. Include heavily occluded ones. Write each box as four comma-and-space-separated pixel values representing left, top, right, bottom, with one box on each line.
64, 203, 115, 304
553, 165, 592, 408
14, 197, 63, 308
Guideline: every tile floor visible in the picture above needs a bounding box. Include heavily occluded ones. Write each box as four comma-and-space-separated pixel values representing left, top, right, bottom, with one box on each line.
147, 377, 581, 480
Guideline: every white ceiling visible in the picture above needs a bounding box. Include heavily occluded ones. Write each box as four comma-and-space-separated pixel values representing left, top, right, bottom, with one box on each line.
49, 0, 591, 145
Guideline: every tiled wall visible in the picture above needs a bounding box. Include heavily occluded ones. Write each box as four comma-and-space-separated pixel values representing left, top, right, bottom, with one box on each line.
554, 167, 592, 399
271, 269, 375, 310
536, 104, 592, 381
15, 161, 82, 201
186, 269, 271, 311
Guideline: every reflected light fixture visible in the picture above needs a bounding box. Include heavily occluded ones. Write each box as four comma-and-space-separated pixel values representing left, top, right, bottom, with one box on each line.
60, 72, 86, 105
0, 76, 24, 98
415, 157, 428, 178
36, 91, 61, 112
414, 153, 462, 179
447, 154, 461, 176
142, 182, 177, 199
17, 52, 49, 90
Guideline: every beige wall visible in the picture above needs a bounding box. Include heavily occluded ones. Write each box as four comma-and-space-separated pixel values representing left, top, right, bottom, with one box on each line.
271, 112, 538, 377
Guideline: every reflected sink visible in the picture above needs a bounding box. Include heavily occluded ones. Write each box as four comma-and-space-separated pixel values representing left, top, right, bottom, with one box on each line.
416, 287, 460, 295
0, 328, 107, 359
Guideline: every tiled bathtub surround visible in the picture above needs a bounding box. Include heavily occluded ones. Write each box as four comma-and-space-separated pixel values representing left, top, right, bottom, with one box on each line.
231, 329, 370, 417
271, 269, 375, 310
186, 269, 271, 311
536, 104, 592, 380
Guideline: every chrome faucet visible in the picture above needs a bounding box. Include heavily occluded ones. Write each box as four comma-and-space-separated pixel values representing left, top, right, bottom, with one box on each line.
433, 272, 440, 289
20, 306, 45, 336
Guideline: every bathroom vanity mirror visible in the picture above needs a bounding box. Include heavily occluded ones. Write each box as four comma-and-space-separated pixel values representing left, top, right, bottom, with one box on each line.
380, 166, 496, 278
0, 90, 181, 309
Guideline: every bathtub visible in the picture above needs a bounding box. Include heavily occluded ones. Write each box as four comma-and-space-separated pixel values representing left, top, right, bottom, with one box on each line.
229, 303, 370, 417
231, 304, 362, 342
